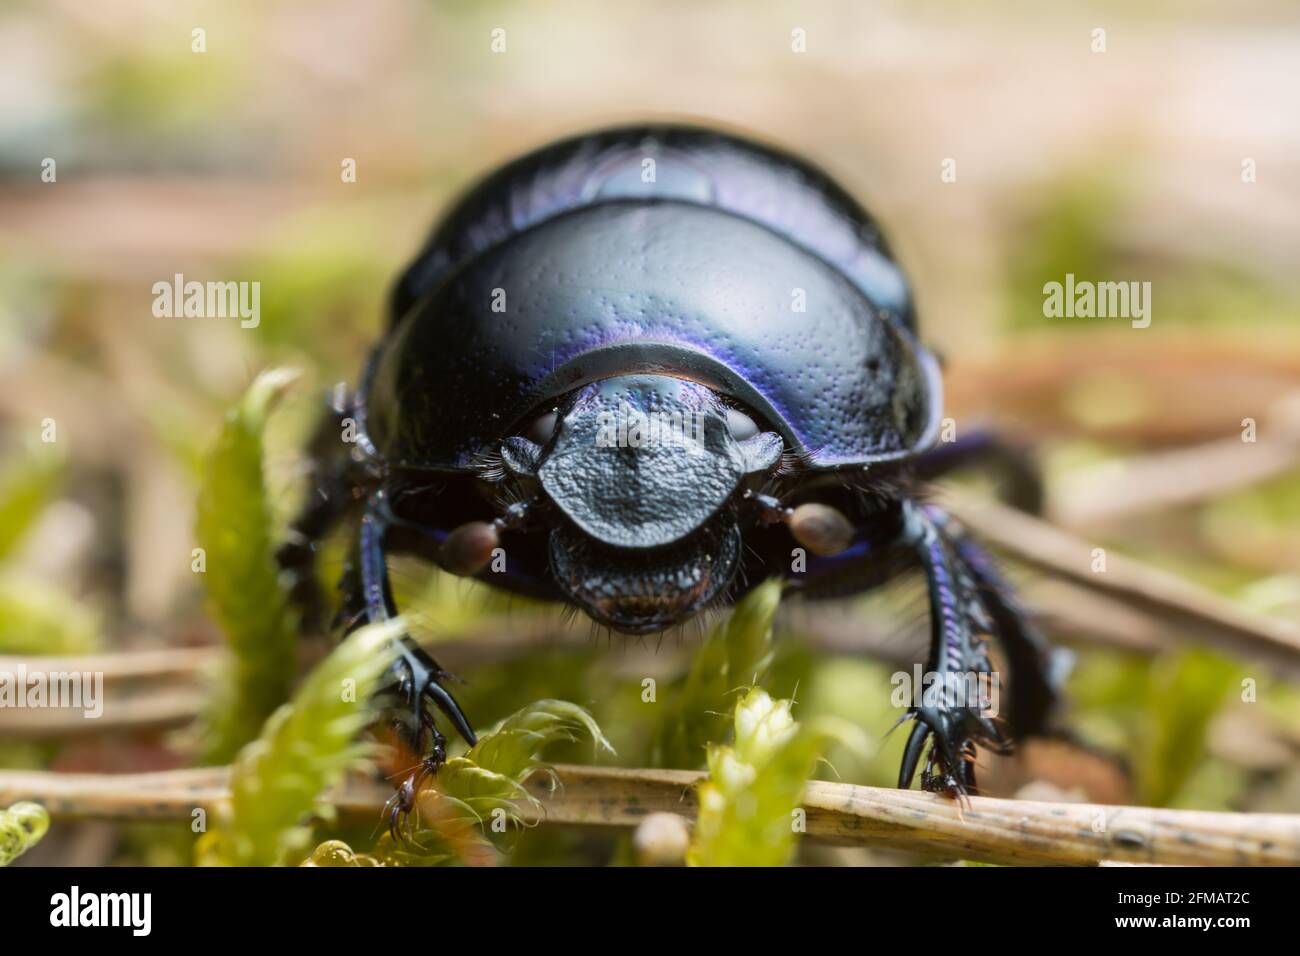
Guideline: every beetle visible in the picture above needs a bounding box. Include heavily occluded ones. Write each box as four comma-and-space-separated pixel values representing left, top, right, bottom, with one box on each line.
277, 123, 1060, 828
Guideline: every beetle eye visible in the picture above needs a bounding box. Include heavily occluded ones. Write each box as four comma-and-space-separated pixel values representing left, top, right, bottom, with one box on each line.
725, 408, 759, 441
525, 410, 558, 445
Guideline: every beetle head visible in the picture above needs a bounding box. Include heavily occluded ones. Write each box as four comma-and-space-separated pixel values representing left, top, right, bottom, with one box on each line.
502, 374, 781, 633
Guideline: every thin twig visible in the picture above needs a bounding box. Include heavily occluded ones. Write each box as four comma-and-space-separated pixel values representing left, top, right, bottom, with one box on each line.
0, 692, 200, 737
1, 764, 1296, 867
0, 648, 217, 684
1050, 393, 1300, 529
0, 649, 211, 737
941, 488, 1300, 670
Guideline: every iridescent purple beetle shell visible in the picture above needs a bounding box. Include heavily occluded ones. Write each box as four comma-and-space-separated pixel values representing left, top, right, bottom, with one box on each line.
361, 125, 942, 471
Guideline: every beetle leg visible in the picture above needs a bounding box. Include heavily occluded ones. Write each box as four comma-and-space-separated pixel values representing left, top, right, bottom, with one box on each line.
912, 429, 1044, 514
358, 508, 478, 743
346, 503, 478, 836
896, 500, 1007, 799
277, 384, 366, 633
928, 508, 1063, 740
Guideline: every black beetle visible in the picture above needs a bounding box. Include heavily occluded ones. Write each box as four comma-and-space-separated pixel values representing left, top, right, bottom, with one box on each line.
278, 124, 1058, 825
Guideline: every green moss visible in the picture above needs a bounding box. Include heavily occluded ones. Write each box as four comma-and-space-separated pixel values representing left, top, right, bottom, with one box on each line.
313, 698, 612, 867
0, 802, 49, 866
198, 618, 403, 866
688, 688, 866, 867
0, 445, 65, 561
648, 580, 783, 769
198, 369, 302, 763
0, 574, 99, 656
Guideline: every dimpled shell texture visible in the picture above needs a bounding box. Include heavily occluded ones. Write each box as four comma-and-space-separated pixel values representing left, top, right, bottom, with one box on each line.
365, 124, 941, 471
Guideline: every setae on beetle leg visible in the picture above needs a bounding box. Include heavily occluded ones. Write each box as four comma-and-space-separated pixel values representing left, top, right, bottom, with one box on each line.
896, 501, 1008, 798
344, 499, 477, 836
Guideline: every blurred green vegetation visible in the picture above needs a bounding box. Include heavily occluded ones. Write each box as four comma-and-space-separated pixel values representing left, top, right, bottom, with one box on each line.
0, 802, 49, 866
1006, 171, 1300, 334
690, 687, 867, 866
198, 618, 402, 866
197, 369, 302, 764
0, 0, 1297, 866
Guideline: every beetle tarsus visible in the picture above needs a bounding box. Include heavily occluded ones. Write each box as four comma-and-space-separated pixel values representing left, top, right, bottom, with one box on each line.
384, 719, 448, 841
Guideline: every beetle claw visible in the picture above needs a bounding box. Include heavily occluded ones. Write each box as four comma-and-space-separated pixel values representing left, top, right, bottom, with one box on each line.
422, 674, 476, 746
898, 721, 929, 790
380, 643, 473, 840
900, 704, 1004, 800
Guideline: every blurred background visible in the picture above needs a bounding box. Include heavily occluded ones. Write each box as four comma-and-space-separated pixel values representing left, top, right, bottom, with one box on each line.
1, 0, 1298, 865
